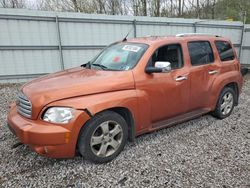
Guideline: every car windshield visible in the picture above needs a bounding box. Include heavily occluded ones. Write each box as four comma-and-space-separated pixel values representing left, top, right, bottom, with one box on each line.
88, 42, 148, 71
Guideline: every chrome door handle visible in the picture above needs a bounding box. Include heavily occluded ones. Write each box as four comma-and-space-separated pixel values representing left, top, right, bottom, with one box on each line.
208, 70, 218, 75
175, 76, 188, 81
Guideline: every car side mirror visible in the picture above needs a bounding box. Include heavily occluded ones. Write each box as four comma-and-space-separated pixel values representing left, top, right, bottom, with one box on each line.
145, 61, 171, 74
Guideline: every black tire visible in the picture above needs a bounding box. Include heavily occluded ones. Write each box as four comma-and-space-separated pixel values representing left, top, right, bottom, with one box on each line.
77, 111, 128, 163
211, 87, 236, 119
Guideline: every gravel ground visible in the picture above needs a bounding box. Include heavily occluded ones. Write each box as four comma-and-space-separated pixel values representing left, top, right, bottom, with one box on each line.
0, 75, 250, 188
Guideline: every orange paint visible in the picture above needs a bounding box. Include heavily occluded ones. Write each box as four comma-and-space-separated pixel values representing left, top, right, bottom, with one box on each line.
7, 35, 243, 158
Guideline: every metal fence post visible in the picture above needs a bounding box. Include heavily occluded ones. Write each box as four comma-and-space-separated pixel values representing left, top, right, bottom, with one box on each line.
55, 15, 64, 70
133, 19, 137, 37
239, 25, 245, 62
193, 22, 197, 33
239, 12, 247, 62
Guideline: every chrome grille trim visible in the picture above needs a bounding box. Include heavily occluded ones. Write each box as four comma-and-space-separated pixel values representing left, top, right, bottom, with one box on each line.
18, 99, 30, 106
18, 101, 32, 110
17, 92, 32, 118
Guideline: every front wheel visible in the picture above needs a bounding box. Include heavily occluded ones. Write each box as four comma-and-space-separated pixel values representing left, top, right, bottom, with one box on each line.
212, 87, 236, 119
77, 111, 128, 163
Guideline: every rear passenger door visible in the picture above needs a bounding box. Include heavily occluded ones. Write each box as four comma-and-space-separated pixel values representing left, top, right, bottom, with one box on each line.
187, 41, 219, 111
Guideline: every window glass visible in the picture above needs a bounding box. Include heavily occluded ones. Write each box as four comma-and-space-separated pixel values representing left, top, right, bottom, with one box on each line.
188, 41, 214, 66
215, 41, 235, 61
148, 44, 183, 69
90, 42, 148, 71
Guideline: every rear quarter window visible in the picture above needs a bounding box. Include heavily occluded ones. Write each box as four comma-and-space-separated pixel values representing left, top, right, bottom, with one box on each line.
215, 41, 235, 61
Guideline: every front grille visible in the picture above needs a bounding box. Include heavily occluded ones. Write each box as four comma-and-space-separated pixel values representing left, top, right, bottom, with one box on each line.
17, 92, 32, 118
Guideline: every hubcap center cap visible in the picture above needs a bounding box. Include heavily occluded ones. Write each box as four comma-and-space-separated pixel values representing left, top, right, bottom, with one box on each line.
104, 135, 110, 142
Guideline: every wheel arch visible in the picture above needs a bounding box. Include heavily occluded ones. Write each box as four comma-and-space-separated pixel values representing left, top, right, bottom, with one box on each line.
210, 80, 240, 110
224, 82, 239, 105
91, 107, 136, 142
208, 70, 242, 110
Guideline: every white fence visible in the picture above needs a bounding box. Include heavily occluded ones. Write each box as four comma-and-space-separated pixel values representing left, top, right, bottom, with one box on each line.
0, 8, 249, 83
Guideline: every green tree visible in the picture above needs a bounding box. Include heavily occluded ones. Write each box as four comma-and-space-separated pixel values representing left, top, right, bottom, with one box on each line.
214, 0, 250, 23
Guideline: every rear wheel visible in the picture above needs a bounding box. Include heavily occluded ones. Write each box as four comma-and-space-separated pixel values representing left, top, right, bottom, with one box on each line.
212, 87, 236, 119
77, 111, 128, 163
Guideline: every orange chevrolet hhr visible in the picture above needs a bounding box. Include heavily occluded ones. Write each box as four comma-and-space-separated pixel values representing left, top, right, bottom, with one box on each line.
7, 34, 243, 163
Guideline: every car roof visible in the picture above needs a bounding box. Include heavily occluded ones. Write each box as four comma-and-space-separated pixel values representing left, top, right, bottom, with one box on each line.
126, 34, 230, 45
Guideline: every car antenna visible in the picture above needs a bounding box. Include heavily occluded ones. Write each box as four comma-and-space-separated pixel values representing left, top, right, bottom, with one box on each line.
122, 26, 134, 42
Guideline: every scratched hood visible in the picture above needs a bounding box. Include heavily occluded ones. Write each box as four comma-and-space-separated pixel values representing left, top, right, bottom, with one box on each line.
22, 67, 135, 112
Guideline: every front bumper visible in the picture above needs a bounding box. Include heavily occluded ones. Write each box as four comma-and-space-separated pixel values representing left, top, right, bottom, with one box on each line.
7, 105, 90, 158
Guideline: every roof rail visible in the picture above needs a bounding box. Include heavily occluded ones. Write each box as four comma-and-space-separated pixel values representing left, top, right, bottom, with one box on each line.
176, 33, 220, 37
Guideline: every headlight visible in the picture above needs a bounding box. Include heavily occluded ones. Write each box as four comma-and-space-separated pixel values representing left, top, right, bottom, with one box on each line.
43, 107, 75, 124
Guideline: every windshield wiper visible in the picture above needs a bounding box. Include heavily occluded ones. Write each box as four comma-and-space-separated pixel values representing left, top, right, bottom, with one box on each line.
91, 63, 108, 70
81, 62, 110, 70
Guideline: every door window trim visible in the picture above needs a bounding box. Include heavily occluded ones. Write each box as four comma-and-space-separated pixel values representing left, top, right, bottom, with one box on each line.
146, 43, 185, 70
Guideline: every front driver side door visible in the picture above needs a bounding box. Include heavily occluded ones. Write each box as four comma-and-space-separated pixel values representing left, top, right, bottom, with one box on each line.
135, 43, 190, 128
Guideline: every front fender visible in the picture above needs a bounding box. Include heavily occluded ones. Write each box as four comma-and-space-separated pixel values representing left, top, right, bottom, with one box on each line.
48, 90, 142, 132
208, 71, 243, 110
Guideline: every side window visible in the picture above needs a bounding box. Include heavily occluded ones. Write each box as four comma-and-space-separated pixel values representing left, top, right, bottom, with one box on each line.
215, 41, 235, 61
188, 41, 214, 66
148, 44, 183, 69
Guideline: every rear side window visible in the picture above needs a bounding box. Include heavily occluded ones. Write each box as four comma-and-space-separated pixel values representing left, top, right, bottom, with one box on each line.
215, 41, 235, 61
188, 41, 214, 66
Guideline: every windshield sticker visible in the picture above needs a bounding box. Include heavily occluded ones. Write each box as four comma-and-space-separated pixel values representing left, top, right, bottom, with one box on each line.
112, 56, 121, 62
122, 45, 141, 52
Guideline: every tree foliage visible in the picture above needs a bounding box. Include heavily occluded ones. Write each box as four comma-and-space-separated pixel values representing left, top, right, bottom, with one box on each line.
0, 0, 249, 23
0, 0, 26, 8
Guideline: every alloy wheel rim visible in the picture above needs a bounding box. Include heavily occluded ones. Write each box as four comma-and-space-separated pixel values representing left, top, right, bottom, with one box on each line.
220, 92, 234, 115
90, 120, 123, 157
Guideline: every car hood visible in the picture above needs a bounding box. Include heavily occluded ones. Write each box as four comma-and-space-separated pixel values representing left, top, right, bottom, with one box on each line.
22, 67, 135, 114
